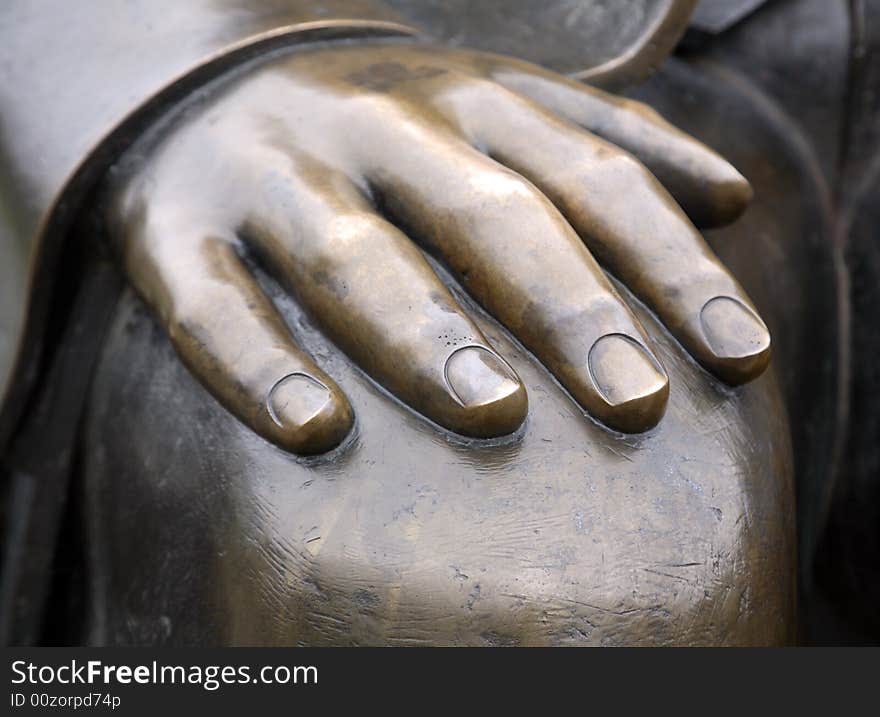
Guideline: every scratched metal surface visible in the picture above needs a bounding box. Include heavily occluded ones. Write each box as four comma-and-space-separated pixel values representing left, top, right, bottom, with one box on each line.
82, 269, 795, 646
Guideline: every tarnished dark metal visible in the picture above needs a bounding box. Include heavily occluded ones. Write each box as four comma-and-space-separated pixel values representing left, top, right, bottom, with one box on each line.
688, 0, 768, 35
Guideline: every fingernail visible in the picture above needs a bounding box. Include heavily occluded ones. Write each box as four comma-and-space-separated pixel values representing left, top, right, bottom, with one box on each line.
444, 346, 522, 408
700, 296, 770, 383
588, 334, 669, 409
268, 370, 344, 428
266, 372, 353, 454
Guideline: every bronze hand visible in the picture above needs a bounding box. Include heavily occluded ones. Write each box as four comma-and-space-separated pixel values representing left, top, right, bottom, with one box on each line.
108, 42, 768, 453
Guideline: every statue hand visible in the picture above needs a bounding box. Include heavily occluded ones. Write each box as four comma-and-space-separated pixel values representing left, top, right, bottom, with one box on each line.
107, 42, 768, 454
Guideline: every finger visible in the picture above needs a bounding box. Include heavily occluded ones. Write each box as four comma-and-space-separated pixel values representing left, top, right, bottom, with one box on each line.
486, 61, 752, 228
438, 82, 769, 385
123, 218, 353, 455
240, 154, 528, 439
352, 113, 669, 433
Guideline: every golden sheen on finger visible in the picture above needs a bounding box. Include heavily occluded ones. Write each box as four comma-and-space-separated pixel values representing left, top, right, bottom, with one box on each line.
108, 40, 767, 446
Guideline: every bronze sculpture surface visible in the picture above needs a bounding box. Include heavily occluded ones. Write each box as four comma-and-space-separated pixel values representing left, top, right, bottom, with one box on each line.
0, 0, 820, 646
108, 42, 767, 451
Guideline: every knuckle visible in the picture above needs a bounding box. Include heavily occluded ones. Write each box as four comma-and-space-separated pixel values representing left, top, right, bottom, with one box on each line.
439, 74, 524, 121
609, 150, 650, 178
600, 150, 656, 190
323, 211, 390, 248
465, 167, 541, 210
460, 75, 510, 101
305, 211, 401, 268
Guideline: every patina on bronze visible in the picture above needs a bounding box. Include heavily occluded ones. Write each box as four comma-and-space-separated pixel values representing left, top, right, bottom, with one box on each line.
0, 0, 797, 647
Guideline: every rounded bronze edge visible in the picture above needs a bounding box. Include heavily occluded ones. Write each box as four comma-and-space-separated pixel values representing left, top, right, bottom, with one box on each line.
0, 19, 427, 454
571, 0, 699, 88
